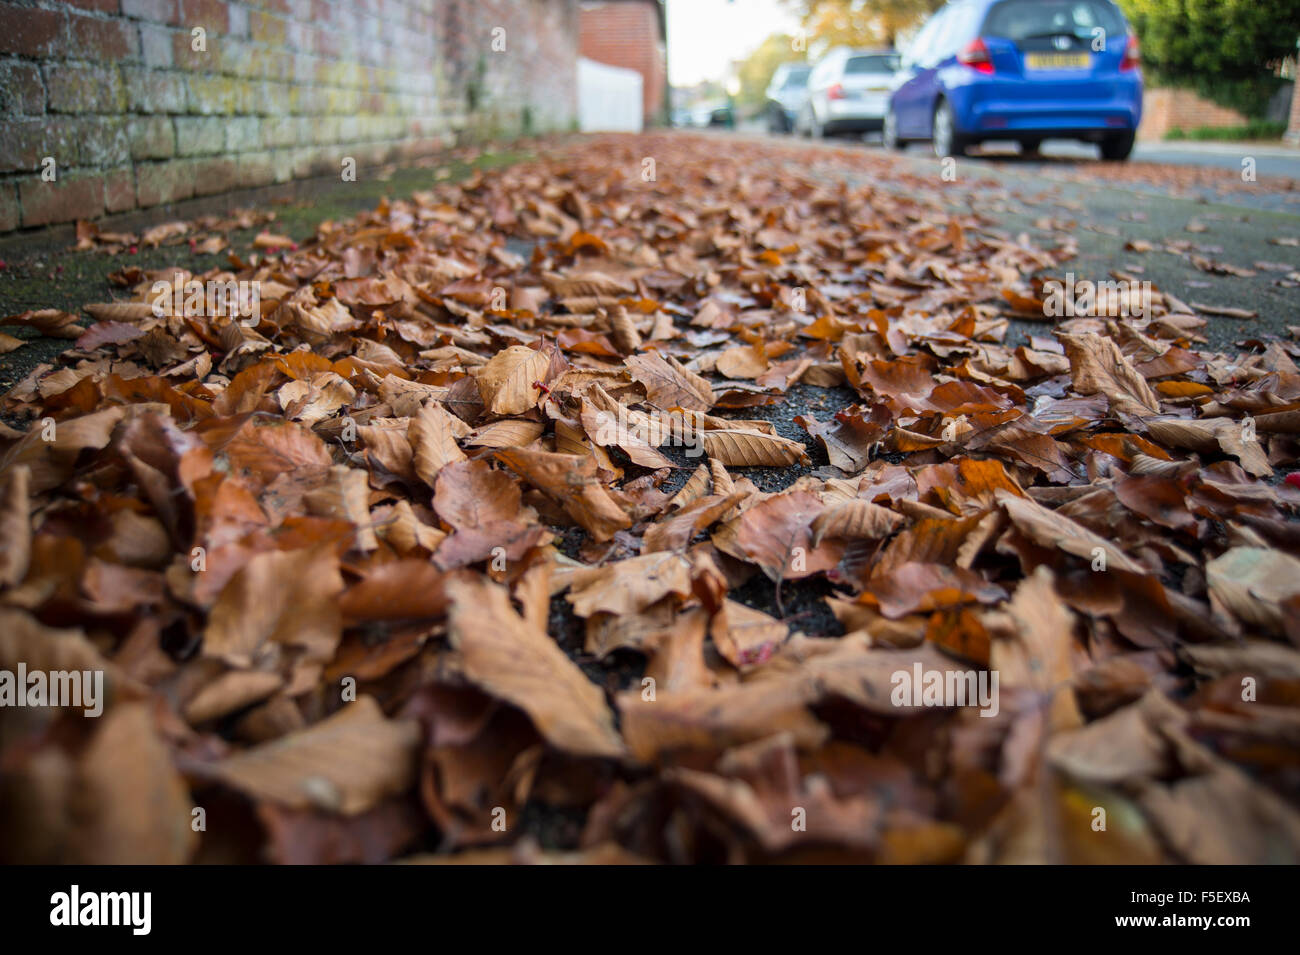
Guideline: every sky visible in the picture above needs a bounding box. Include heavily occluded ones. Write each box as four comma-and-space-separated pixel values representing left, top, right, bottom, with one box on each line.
666, 0, 803, 87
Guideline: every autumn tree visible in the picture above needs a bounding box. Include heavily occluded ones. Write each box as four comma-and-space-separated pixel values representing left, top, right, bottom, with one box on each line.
783, 0, 944, 49
735, 33, 809, 108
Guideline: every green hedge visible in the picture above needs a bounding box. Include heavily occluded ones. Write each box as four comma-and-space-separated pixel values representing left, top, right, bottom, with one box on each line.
1118, 0, 1299, 117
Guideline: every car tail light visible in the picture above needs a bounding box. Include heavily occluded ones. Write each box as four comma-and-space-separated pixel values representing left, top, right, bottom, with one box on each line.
1121, 35, 1140, 71
958, 37, 994, 74
827, 83, 845, 100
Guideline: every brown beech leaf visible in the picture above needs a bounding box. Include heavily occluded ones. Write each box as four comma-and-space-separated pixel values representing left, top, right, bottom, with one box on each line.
496, 447, 632, 542
626, 350, 714, 412
1145, 417, 1272, 478
701, 428, 811, 467
810, 498, 904, 545
998, 490, 1146, 574
476, 345, 550, 415
212, 696, 420, 815
203, 545, 344, 668
1057, 332, 1161, 417
716, 489, 843, 581
409, 400, 468, 485
1204, 547, 1300, 638
447, 570, 627, 759
567, 551, 694, 617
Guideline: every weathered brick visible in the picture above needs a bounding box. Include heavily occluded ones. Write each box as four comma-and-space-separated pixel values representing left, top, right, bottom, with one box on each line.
172, 115, 224, 155
78, 117, 131, 167
0, 61, 45, 115
227, 1, 249, 37
235, 150, 274, 187
187, 73, 238, 114
0, 118, 78, 174
224, 116, 260, 152
190, 156, 238, 195
19, 174, 103, 227
65, 0, 122, 13
121, 66, 188, 113
180, 0, 228, 33
0, 5, 65, 57
135, 158, 194, 206
128, 115, 176, 159
45, 63, 125, 114
103, 166, 137, 212
0, 182, 19, 232
139, 22, 174, 68
69, 12, 139, 60
121, 0, 176, 23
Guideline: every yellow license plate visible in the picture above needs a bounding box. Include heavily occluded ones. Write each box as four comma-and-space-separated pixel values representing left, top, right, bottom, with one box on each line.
1025, 53, 1091, 70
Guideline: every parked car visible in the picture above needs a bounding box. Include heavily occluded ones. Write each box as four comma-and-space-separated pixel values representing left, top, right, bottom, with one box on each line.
884, 0, 1142, 160
689, 102, 735, 128
798, 49, 902, 138
764, 63, 812, 133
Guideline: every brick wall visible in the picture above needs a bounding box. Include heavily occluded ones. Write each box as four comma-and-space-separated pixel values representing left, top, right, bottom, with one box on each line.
578, 0, 663, 125
0, 0, 579, 232
1138, 87, 1250, 142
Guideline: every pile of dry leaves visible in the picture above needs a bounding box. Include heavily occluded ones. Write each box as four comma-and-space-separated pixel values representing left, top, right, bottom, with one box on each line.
2, 134, 1299, 864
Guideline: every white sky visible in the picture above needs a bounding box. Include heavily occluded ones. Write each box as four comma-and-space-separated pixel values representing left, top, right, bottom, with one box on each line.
666, 0, 803, 86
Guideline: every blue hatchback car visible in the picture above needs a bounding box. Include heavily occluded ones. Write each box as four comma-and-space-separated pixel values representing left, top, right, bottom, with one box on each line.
884, 0, 1142, 160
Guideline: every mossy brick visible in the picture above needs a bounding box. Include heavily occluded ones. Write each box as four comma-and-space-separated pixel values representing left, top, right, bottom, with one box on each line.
103, 166, 137, 212
127, 116, 175, 159
190, 156, 238, 195
186, 74, 239, 114
249, 11, 287, 45
223, 116, 260, 152
78, 117, 131, 167
0, 118, 78, 173
171, 29, 210, 70
0, 183, 18, 233
0, 62, 45, 115
121, 66, 188, 113
235, 150, 275, 187
19, 174, 104, 227
135, 158, 194, 206
172, 116, 224, 155
0, 4, 65, 58
45, 63, 126, 113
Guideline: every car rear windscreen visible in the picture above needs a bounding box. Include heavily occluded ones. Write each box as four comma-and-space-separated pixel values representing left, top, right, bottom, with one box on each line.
782, 67, 811, 87
982, 0, 1124, 42
844, 55, 900, 75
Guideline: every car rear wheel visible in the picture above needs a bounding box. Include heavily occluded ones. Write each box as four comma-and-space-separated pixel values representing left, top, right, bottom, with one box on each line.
932, 100, 966, 158
1100, 132, 1135, 161
883, 108, 904, 151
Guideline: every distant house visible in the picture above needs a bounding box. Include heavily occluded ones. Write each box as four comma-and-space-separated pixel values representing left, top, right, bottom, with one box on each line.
579, 0, 668, 125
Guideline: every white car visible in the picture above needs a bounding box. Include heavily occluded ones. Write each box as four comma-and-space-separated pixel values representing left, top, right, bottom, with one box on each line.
798, 48, 902, 138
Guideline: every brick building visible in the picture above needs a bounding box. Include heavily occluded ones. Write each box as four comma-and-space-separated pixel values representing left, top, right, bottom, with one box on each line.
0, 0, 580, 232
578, 0, 665, 126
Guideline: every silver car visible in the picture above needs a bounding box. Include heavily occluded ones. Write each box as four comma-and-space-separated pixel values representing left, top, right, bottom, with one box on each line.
798, 49, 902, 137
764, 62, 811, 134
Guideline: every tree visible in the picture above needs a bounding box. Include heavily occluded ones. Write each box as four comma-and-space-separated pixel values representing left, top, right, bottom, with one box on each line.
783, 0, 944, 49
1116, 0, 1300, 116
